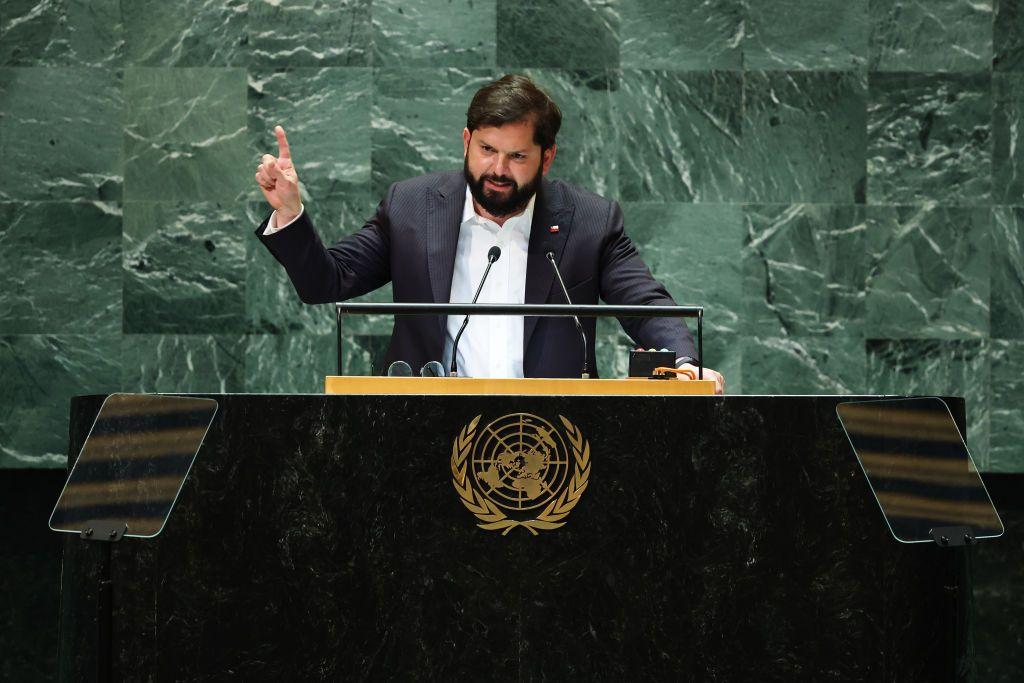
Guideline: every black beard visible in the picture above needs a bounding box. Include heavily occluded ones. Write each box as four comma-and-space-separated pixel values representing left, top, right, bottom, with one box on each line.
463, 156, 542, 218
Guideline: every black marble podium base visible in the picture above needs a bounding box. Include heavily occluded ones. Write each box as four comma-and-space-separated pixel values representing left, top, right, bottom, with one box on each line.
59, 394, 969, 681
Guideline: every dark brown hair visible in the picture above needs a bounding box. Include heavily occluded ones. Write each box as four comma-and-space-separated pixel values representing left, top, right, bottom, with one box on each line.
466, 74, 562, 150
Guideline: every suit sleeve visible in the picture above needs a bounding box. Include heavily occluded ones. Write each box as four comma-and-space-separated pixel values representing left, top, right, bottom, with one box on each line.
254, 185, 394, 305
597, 201, 698, 359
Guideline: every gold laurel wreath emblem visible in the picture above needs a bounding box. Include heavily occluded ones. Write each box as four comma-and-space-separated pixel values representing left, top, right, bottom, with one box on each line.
450, 414, 591, 536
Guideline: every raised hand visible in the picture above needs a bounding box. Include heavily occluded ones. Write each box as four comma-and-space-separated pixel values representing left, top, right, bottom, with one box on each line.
255, 125, 302, 224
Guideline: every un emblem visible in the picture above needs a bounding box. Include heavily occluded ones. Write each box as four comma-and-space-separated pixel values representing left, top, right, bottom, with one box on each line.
451, 413, 591, 535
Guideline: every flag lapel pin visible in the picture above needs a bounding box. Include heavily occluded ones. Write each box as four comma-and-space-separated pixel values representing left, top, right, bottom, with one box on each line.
549, 225, 559, 233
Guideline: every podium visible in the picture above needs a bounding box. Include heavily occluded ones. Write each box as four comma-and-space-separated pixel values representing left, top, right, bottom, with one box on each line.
58, 385, 975, 681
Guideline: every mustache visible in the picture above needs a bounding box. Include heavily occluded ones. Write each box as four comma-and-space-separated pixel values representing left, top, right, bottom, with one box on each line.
464, 153, 540, 218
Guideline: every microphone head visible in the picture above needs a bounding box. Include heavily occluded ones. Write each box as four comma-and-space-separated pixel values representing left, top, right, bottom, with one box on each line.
487, 245, 501, 263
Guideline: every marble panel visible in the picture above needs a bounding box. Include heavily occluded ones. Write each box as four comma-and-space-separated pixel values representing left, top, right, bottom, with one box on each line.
372, 0, 496, 67
123, 67, 247, 201
122, 0, 248, 66
245, 333, 335, 393
0, 0, 122, 67
521, 69, 618, 197
994, 72, 1024, 205
617, 70, 744, 202
371, 68, 496, 196
594, 315, 627, 368
123, 201, 247, 334
245, 194, 392, 336
341, 333, 391, 375
621, 202, 743, 334
994, 0, 1024, 71
742, 71, 867, 204
867, 72, 991, 205
706, 330, 742, 393
0, 201, 121, 335
864, 205, 990, 339
619, 0, 742, 70
866, 338, 989, 466
740, 335, 866, 395
248, 67, 372, 203
869, 0, 993, 72
0, 67, 122, 201
0, 334, 121, 467
248, 0, 372, 67
121, 334, 246, 393
992, 206, 1024, 339
744, 0, 869, 70
496, 0, 619, 69
991, 340, 1024, 471
743, 204, 867, 338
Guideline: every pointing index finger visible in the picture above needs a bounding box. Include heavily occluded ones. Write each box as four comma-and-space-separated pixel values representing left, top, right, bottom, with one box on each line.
274, 125, 291, 160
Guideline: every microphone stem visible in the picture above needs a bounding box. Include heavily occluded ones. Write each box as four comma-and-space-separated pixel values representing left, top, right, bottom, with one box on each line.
470, 259, 496, 306
450, 257, 497, 377
546, 254, 590, 379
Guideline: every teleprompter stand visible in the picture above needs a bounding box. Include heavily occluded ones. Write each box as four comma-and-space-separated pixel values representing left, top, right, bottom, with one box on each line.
837, 396, 1004, 679
78, 520, 126, 683
49, 394, 218, 683
836, 397, 1004, 547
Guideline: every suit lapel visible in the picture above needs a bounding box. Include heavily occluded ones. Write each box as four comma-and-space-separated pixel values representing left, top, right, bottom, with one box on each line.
524, 178, 574, 353
426, 174, 465, 337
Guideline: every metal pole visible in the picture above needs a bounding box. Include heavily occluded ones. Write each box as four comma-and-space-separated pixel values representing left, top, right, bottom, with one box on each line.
334, 302, 703, 318
97, 541, 112, 683
697, 310, 704, 380
336, 307, 344, 376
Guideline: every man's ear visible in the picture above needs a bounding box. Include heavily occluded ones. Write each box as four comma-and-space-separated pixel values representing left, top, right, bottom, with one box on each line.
462, 128, 471, 156
541, 144, 557, 176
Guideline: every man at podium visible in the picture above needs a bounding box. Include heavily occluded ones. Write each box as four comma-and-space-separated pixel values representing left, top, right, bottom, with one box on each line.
253, 74, 723, 393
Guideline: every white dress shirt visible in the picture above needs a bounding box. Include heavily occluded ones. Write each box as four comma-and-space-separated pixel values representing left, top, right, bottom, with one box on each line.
265, 188, 534, 378
441, 188, 533, 378
264, 206, 304, 235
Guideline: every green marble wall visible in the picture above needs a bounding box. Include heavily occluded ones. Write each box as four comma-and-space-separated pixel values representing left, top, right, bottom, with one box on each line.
1, 0, 1022, 471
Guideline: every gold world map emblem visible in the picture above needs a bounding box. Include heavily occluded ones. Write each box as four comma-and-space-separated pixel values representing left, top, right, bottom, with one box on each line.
451, 413, 591, 535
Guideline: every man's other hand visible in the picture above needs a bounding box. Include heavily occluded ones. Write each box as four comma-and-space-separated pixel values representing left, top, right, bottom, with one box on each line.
679, 364, 725, 395
255, 125, 302, 224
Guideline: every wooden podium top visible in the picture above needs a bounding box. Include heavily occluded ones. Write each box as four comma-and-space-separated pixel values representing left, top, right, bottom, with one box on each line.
324, 375, 716, 396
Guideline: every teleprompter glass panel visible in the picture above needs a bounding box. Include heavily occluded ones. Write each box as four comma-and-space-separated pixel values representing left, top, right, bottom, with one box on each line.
49, 394, 218, 538
836, 397, 1003, 544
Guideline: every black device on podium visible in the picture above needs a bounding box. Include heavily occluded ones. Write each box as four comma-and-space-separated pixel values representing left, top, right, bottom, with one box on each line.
49, 393, 218, 683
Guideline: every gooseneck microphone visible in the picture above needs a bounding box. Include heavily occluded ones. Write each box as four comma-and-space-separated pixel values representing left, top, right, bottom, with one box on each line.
450, 245, 502, 377
545, 251, 590, 379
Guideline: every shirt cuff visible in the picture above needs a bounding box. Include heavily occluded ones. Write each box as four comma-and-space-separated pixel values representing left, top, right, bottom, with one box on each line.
263, 204, 305, 236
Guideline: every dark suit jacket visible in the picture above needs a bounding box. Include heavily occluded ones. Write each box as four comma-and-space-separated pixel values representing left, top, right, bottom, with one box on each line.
256, 170, 696, 378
